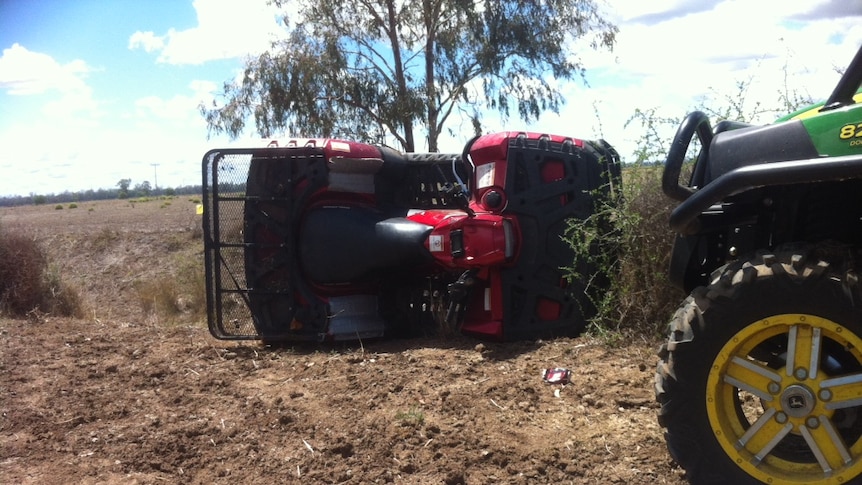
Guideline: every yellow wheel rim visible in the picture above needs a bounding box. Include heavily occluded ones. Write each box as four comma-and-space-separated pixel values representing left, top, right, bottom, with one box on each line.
707, 314, 862, 484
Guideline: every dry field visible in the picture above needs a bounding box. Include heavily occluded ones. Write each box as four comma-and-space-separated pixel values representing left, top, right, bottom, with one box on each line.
0, 197, 687, 484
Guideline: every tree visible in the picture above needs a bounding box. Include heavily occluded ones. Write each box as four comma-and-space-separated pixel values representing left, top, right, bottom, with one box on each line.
201, 0, 616, 152
134, 181, 152, 197
117, 179, 132, 199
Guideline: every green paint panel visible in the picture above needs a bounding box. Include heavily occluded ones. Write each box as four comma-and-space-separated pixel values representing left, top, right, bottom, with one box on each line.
801, 103, 862, 156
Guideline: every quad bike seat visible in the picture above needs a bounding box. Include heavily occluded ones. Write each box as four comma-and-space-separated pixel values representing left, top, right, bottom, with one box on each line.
299, 206, 434, 285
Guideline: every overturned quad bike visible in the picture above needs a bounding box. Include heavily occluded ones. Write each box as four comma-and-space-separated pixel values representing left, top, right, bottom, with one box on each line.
202, 132, 621, 342
657, 46, 862, 484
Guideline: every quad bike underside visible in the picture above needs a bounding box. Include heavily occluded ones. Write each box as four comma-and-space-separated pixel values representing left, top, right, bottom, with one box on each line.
202, 133, 621, 342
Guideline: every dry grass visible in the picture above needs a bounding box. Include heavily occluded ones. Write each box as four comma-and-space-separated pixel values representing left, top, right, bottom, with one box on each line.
566, 165, 685, 340
135, 251, 206, 323
0, 226, 84, 318
607, 166, 685, 336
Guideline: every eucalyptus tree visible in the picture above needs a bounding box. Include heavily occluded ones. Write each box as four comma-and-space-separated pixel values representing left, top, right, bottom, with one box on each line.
202, 0, 616, 151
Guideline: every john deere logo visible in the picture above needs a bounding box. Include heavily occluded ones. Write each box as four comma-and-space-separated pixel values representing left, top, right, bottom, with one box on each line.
782, 385, 816, 418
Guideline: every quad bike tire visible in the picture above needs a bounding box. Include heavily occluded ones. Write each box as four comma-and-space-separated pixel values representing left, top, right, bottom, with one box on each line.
656, 249, 862, 484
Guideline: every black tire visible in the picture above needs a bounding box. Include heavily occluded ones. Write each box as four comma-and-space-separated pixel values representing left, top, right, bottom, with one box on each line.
656, 250, 862, 484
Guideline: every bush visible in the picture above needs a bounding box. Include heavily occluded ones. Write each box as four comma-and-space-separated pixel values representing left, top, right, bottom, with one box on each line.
42, 264, 85, 318
0, 228, 83, 318
572, 70, 814, 340
135, 254, 206, 322
566, 165, 685, 340
0, 230, 46, 314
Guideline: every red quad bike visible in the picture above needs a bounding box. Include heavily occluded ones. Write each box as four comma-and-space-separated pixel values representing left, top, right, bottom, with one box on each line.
202, 131, 621, 342
657, 46, 862, 484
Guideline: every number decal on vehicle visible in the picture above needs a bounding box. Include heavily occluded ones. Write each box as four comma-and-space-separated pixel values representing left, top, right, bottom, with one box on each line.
839, 122, 862, 139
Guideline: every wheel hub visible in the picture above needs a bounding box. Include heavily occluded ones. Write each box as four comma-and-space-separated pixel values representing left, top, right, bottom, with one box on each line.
780, 384, 816, 418
706, 314, 862, 483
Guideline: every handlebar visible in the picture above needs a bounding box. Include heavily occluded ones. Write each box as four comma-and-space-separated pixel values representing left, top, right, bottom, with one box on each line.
662, 111, 713, 201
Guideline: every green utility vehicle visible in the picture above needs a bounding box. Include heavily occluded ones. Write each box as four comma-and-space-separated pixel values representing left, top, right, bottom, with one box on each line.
657, 46, 862, 484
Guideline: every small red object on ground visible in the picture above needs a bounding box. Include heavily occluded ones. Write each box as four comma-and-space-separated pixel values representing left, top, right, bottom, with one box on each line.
542, 367, 571, 384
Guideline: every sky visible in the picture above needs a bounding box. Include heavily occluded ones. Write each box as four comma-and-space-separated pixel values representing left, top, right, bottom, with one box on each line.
0, 0, 860, 197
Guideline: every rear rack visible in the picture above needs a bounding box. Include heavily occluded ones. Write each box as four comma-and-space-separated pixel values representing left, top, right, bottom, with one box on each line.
202, 147, 465, 341
202, 147, 330, 340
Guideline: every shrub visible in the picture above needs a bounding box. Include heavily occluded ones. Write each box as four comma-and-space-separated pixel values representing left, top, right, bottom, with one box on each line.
0, 228, 83, 318
571, 71, 814, 340
0, 230, 46, 314
566, 165, 685, 339
395, 406, 425, 427
135, 253, 206, 322
54, 204, 63, 210
90, 227, 121, 252
42, 264, 85, 317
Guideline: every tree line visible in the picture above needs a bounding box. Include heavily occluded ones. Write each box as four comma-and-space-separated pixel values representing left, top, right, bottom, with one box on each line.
0, 183, 204, 208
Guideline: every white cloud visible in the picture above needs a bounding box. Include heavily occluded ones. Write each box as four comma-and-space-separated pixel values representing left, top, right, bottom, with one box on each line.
0, 43, 91, 95
0, 112, 230, 196
0, 74, 230, 196
528, 0, 862, 163
0, 43, 99, 121
128, 31, 166, 53
590, 0, 859, 78
128, 0, 284, 65
134, 94, 196, 125
2, 0, 859, 196
425, 0, 862, 160
130, 80, 223, 137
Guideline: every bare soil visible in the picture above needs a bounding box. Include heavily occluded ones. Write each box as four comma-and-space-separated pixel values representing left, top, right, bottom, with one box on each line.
0, 198, 687, 484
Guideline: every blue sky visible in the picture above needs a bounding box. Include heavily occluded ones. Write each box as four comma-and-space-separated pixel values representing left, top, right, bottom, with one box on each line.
0, 0, 860, 197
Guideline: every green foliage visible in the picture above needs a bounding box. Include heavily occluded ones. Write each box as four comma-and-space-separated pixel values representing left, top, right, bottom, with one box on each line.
134, 180, 152, 197
0, 186, 202, 208
566, 60, 817, 340
395, 406, 425, 427
202, 0, 616, 151
624, 108, 682, 164
566, 166, 684, 340
0, 227, 83, 318
68, 203, 78, 209
54, 204, 63, 210
117, 178, 131, 199
697, 60, 815, 124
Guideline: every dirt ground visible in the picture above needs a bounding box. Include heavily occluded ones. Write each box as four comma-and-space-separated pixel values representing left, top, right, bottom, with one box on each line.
0, 198, 687, 484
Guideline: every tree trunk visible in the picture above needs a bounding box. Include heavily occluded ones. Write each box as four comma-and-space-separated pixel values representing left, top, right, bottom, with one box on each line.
423, 0, 439, 152
386, 0, 415, 152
